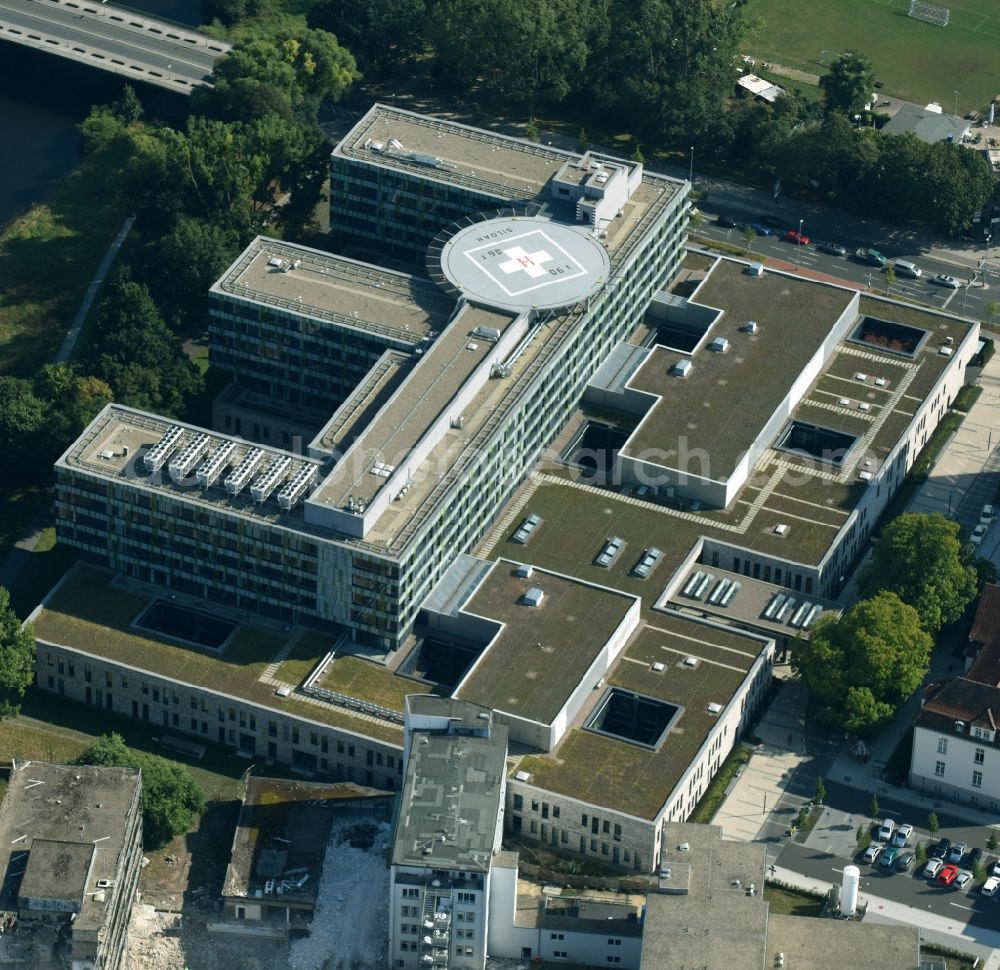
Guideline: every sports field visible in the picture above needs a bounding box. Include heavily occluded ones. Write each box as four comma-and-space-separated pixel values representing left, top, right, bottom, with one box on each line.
744, 0, 1000, 113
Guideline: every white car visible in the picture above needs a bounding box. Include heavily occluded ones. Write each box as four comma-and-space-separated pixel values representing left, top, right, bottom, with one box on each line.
931, 274, 961, 289
955, 870, 973, 890
924, 858, 945, 879
982, 504, 995, 525
876, 819, 895, 842
982, 876, 1000, 897
892, 823, 913, 848
972, 523, 989, 546
863, 843, 883, 864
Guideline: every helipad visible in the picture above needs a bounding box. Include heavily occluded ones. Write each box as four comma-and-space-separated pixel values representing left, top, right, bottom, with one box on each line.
437, 216, 612, 312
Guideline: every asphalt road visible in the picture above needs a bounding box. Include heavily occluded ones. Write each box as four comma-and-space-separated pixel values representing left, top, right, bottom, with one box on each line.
694, 210, 997, 320
0, 0, 217, 82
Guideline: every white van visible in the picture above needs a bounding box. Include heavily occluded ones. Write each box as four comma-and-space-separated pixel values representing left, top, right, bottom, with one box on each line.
894, 259, 922, 278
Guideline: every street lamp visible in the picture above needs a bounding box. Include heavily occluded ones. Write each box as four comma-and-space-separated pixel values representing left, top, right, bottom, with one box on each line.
688, 146, 695, 187
795, 218, 804, 270
954, 90, 960, 116
986, 233, 992, 286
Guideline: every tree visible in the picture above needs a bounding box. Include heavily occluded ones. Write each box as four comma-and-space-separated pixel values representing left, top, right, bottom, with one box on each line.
820, 51, 876, 115
76, 733, 206, 848
987, 300, 1000, 325
859, 512, 978, 631
308, 0, 424, 76
0, 587, 34, 719
743, 225, 757, 253
928, 811, 939, 834
869, 793, 880, 819
987, 829, 999, 852
203, 0, 263, 26
814, 777, 826, 804
884, 263, 896, 295
922, 140, 994, 236
426, 0, 589, 111
0, 378, 48, 483
88, 273, 202, 416
793, 591, 933, 736
856, 823, 871, 851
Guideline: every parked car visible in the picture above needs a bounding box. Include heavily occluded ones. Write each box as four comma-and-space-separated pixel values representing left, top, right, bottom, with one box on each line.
931, 274, 961, 289
748, 223, 773, 237
879, 846, 900, 869
981, 505, 995, 525
854, 247, 887, 267
815, 241, 847, 257
954, 870, 973, 890
982, 876, 1000, 897
930, 838, 951, 859
896, 851, 915, 872
991, 859, 1000, 878
863, 843, 883, 864
876, 819, 896, 842
892, 824, 913, 848
948, 842, 968, 864
924, 858, 945, 879
716, 214, 739, 228
937, 864, 960, 887
785, 229, 810, 246
968, 847, 983, 868
972, 523, 988, 547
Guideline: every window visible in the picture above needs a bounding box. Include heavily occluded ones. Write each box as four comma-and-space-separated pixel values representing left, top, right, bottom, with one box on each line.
457, 892, 475, 903
937, 737, 948, 754
975, 747, 986, 765
973, 771, 983, 789
608, 938, 622, 946
606, 958, 621, 965
554, 951, 568, 959
550, 934, 565, 941
935, 761, 946, 777
401, 888, 419, 899
531, 799, 539, 812
973, 727, 996, 742
513, 794, 523, 811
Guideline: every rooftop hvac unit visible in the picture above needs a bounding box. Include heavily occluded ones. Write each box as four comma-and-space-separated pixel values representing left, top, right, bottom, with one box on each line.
143, 425, 183, 472
745, 320, 758, 334
683, 656, 699, 668
225, 447, 265, 496
858, 402, 871, 412
168, 432, 210, 482
857, 471, 873, 482
277, 463, 318, 510
251, 456, 292, 503
514, 770, 531, 782
773, 523, 789, 536
651, 662, 666, 673
707, 702, 723, 715
197, 440, 237, 488
839, 398, 851, 406
854, 372, 868, 382
672, 359, 693, 378
514, 564, 534, 578
709, 337, 730, 353
747, 262, 764, 277
939, 346, 954, 357
522, 586, 544, 608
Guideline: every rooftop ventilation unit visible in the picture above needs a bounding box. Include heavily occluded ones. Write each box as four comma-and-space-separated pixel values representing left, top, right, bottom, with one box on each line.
682, 656, 699, 668
683, 571, 706, 597
225, 448, 265, 496
196, 440, 237, 488
168, 432, 210, 482
747, 262, 764, 277
854, 372, 868, 382
514, 563, 534, 578
875, 377, 888, 387
651, 662, 666, 673
857, 471, 873, 482
522, 586, 544, 608
514, 770, 531, 782
709, 337, 730, 353
839, 398, 851, 406
773, 523, 790, 536
251, 456, 292, 503
707, 702, 723, 715
143, 425, 183, 472
939, 346, 954, 357
471, 325, 501, 342
745, 320, 758, 334
277, 463, 318, 510
671, 359, 693, 378
858, 402, 871, 412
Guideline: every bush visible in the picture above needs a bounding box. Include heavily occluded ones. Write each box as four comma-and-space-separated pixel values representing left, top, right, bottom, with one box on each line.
951, 384, 982, 412
928, 811, 940, 834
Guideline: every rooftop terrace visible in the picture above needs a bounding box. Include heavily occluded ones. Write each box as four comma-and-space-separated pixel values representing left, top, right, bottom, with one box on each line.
212, 236, 453, 345
33, 565, 405, 745
454, 560, 639, 725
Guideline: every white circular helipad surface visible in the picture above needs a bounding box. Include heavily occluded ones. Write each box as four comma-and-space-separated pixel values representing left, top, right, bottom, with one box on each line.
438, 215, 612, 312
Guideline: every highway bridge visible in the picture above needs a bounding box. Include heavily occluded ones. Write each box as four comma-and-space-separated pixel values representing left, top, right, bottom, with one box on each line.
0, 0, 231, 93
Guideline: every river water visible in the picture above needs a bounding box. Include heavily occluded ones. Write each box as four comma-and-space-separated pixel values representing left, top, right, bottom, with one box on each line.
0, 0, 203, 228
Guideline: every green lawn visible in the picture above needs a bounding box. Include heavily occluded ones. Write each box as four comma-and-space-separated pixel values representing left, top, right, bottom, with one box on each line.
763, 884, 825, 917
744, 0, 1000, 112
0, 168, 127, 377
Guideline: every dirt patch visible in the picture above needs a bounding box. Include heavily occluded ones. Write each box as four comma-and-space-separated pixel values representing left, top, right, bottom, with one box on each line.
763, 62, 821, 86
140, 801, 241, 912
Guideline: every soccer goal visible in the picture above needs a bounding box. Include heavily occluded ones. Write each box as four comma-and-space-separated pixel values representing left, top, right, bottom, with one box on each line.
908, 0, 950, 26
